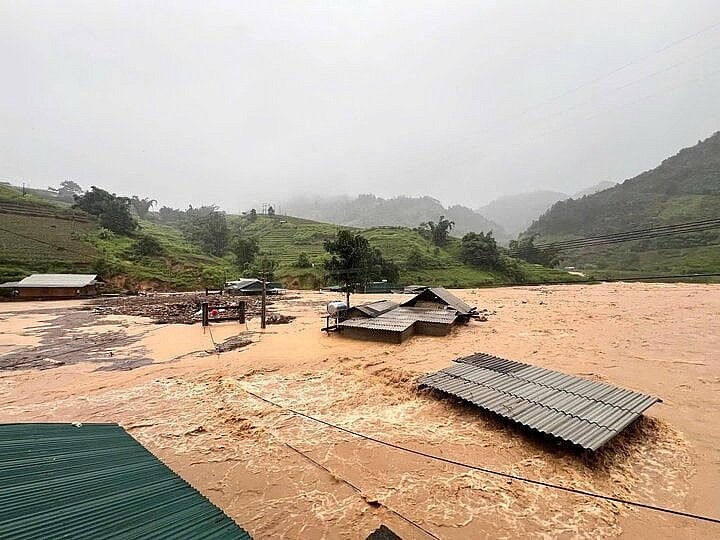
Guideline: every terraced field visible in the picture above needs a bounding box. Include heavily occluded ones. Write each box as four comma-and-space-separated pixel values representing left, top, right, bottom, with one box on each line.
0, 204, 100, 281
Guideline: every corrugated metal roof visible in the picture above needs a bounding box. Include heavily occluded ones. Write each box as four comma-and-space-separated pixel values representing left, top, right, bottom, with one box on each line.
385, 307, 459, 324
339, 318, 414, 332
420, 353, 661, 451
353, 300, 399, 317
0, 423, 251, 539
339, 307, 458, 334
17, 273, 98, 288
401, 287, 475, 316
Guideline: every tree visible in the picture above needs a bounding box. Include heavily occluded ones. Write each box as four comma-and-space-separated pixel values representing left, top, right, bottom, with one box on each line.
73, 186, 137, 235
249, 255, 278, 281
295, 252, 312, 268
134, 234, 164, 256
49, 180, 83, 201
182, 206, 228, 256
248, 208, 257, 222
267, 206, 275, 216
323, 230, 374, 303
130, 196, 157, 219
231, 235, 260, 269
508, 235, 561, 267
416, 215, 454, 246
459, 231, 501, 268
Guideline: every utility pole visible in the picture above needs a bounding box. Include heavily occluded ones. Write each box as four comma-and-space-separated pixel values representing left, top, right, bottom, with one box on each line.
260, 272, 267, 329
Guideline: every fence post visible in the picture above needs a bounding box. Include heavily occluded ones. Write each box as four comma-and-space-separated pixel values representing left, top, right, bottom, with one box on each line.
201, 302, 209, 327
239, 301, 245, 324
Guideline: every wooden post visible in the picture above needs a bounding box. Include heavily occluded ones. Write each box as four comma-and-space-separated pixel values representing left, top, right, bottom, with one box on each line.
260, 276, 267, 329
239, 301, 245, 324
201, 302, 209, 327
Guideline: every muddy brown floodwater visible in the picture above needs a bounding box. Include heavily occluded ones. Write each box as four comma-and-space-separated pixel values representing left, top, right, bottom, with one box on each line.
1, 283, 718, 539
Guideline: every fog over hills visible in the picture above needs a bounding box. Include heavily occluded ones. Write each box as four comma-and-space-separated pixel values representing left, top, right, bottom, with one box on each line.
282, 194, 508, 240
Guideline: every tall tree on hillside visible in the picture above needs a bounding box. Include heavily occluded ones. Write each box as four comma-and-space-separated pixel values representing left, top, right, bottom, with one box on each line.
182, 206, 229, 256
324, 230, 374, 305
459, 231, 501, 268
49, 180, 83, 201
73, 186, 137, 235
130, 196, 157, 219
231, 235, 260, 269
508, 235, 561, 267
416, 215, 454, 246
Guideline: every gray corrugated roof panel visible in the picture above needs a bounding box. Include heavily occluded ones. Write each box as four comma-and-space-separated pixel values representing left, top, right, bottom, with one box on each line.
17, 274, 99, 288
400, 287, 475, 315
420, 353, 661, 451
0, 423, 251, 539
353, 300, 400, 317
339, 318, 414, 332
387, 307, 459, 324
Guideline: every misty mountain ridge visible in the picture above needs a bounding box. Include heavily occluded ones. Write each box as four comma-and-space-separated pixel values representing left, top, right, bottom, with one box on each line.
283, 194, 508, 240
476, 181, 617, 236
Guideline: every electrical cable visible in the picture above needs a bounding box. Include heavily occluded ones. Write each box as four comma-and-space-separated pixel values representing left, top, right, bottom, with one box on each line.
284, 442, 440, 539
236, 383, 720, 526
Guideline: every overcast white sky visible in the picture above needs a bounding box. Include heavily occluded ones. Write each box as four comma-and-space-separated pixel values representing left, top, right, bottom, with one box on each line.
1, 0, 719, 211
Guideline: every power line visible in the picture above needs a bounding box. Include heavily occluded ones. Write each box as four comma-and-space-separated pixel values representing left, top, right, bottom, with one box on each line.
507, 219, 720, 254
236, 383, 720, 526
391, 21, 720, 175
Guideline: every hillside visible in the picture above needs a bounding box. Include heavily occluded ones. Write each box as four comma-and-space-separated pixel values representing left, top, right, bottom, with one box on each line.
282, 194, 508, 240
0, 185, 236, 289
1, 184, 577, 289
525, 132, 720, 274
477, 182, 618, 236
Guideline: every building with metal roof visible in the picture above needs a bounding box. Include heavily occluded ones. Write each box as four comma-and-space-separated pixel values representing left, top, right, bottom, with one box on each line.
224, 279, 284, 296
401, 287, 476, 319
0, 423, 251, 539
345, 300, 399, 318
420, 352, 661, 451
0, 273, 100, 299
338, 306, 460, 343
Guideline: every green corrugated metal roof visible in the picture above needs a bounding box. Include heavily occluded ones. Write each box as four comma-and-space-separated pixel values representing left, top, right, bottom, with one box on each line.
0, 423, 251, 539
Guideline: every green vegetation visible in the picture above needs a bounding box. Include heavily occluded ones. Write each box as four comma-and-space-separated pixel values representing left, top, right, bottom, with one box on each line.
525, 132, 720, 275
73, 186, 137, 235
1, 183, 582, 289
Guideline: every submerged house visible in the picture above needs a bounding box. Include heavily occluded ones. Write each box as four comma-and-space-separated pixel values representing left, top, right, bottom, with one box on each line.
224, 278, 285, 295
337, 288, 476, 343
0, 273, 101, 300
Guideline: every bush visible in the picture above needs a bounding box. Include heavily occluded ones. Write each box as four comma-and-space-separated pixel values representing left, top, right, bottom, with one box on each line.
295, 252, 312, 268
134, 235, 164, 257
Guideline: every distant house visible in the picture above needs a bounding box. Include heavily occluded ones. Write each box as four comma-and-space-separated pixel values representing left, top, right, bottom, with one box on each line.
0, 273, 101, 300
224, 278, 285, 295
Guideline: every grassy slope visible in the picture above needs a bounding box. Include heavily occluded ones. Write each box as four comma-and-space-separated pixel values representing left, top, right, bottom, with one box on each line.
526, 132, 720, 275
1, 184, 575, 289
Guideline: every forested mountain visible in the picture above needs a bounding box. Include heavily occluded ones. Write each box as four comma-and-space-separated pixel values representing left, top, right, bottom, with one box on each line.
477, 182, 617, 236
283, 194, 508, 240
524, 132, 720, 273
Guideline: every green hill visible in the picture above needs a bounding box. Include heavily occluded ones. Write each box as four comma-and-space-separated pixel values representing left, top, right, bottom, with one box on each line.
525, 132, 720, 275
1, 184, 575, 289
